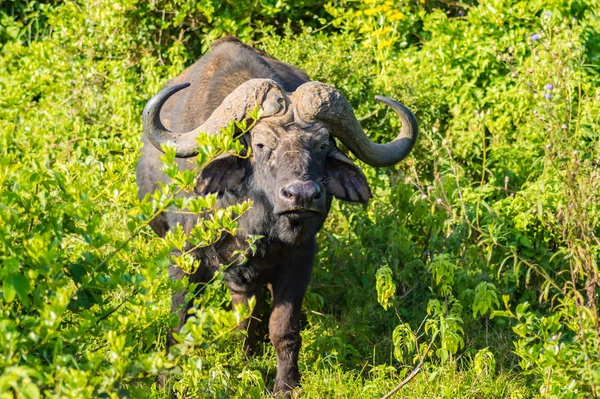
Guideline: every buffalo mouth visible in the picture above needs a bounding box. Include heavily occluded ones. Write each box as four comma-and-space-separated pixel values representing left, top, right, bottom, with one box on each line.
277, 209, 322, 219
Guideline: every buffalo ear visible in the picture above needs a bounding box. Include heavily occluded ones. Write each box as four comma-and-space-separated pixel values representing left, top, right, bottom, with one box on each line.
195, 153, 246, 196
325, 149, 372, 203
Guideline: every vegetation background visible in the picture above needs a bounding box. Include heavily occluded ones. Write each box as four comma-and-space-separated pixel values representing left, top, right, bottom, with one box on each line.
1, 0, 599, 397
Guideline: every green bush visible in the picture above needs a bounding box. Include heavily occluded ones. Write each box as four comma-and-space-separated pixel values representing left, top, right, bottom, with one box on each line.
1, 0, 599, 397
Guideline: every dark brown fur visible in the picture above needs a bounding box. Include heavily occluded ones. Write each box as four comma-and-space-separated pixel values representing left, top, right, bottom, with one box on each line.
136, 37, 371, 394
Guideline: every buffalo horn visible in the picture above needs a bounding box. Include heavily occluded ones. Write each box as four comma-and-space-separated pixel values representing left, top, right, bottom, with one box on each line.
293, 82, 418, 167
143, 79, 287, 158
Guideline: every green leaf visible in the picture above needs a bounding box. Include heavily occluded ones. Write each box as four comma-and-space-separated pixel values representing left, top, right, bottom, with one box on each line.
375, 266, 395, 310
392, 323, 416, 362
3, 274, 31, 305
68, 263, 87, 284
20, 384, 40, 399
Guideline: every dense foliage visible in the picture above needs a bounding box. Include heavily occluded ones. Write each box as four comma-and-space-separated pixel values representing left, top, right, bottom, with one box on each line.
1, 0, 599, 397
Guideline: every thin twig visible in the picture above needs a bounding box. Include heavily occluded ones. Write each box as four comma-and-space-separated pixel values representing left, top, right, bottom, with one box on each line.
96, 288, 140, 322
380, 337, 435, 399
380, 362, 423, 399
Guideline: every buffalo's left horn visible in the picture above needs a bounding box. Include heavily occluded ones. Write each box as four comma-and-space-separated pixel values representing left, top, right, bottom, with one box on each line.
292, 82, 418, 167
143, 79, 287, 158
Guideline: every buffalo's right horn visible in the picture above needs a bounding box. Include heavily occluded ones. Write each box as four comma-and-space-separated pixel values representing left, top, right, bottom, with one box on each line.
293, 82, 418, 167
143, 79, 287, 158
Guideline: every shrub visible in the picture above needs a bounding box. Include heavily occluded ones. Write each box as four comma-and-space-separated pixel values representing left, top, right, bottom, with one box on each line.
1, 0, 599, 397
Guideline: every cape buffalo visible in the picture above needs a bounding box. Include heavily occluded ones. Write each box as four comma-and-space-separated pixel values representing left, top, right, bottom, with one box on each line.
136, 36, 418, 394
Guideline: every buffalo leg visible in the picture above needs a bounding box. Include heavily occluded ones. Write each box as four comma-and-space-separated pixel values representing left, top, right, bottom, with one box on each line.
157, 251, 188, 389
269, 249, 314, 394
166, 262, 187, 349
166, 249, 213, 348
229, 286, 262, 355
158, 250, 212, 389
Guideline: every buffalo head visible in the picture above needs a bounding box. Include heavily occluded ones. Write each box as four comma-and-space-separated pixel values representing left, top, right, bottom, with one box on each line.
142, 79, 418, 244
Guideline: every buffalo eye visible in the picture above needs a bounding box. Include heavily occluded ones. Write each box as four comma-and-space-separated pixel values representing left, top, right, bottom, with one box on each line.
256, 143, 265, 149
314, 142, 328, 152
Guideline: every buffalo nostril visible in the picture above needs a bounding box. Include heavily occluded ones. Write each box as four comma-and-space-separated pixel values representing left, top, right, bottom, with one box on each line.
281, 181, 321, 204
281, 187, 294, 199
312, 184, 322, 200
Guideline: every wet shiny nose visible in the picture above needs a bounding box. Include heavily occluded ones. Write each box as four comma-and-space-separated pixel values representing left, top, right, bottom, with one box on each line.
280, 181, 322, 205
